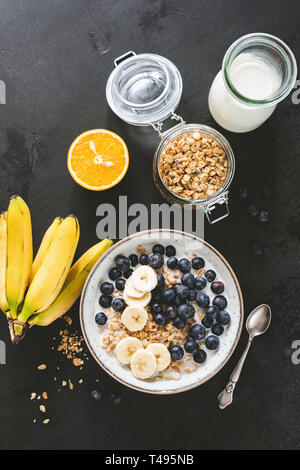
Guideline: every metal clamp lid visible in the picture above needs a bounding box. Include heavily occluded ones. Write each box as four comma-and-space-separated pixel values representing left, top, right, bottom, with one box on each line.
204, 192, 230, 224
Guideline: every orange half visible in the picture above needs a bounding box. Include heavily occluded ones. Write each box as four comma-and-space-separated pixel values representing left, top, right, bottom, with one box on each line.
67, 129, 129, 191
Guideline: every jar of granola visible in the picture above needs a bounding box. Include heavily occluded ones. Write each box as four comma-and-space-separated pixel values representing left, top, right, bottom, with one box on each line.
106, 51, 235, 223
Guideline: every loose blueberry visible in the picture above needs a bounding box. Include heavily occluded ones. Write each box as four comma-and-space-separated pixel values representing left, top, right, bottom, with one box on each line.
177, 303, 195, 320
174, 283, 189, 300
187, 289, 197, 301
172, 316, 186, 329
181, 272, 195, 289
100, 282, 114, 295
166, 245, 176, 257
212, 324, 224, 336
151, 303, 163, 315
157, 273, 165, 289
129, 253, 138, 267
115, 278, 126, 291
99, 295, 112, 308
95, 312, 107, 325
167, 256, 178, 269
201, 315, 214, 329
151, 287, 162, 302
124, 269, 133, 279
161, 288, 176, 305
213, 295, 227, 311
139, 253, 149, 265
253, 244, 263, 256
211, 281, 224, 294
191, 257, 205, 270
259, 210, 269, 223
112, 298, 126, 312
184, 339, 199, 354
152, 244, 165, 255
149, 253, 164, 270
113, 396, 122, 406
205, 270, 216, 282
169, 344, 184, 361
193, 349, 207, 364
249, 203, 259, 217
109, 267, 122, 281
190, 323, 206, 341
239, 187, 248, 198
91, 390, 102, 400
205, 335, 220, 350
196, 293, 210, 308
115, 255, 130, 272
154, 313, 168, 326
178, 258, 192, 273
194, 276, 207, 291
205, 305, 219, 321
217, 310, 231, 326
166, 306, 177, 320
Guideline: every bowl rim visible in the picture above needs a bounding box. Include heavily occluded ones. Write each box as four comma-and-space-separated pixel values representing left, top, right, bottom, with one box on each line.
79, 229, 244, 395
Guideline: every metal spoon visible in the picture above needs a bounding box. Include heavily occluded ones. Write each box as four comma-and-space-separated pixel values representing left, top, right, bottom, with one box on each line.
218, 304, 271, 409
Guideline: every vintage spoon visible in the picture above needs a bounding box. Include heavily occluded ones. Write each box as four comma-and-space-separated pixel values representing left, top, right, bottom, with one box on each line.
218, 304, 271, 409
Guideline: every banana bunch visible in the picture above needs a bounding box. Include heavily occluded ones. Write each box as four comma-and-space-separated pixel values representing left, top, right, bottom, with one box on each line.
0, 195, 112, 343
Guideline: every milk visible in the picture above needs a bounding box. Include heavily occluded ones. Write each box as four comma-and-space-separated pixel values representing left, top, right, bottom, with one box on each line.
209, 53, 282, 132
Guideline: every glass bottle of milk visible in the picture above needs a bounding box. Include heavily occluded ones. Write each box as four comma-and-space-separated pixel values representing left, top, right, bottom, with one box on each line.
209, 33, 297, 133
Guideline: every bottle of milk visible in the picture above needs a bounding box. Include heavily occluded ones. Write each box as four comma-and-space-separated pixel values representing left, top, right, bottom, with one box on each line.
209, 33, 297, 133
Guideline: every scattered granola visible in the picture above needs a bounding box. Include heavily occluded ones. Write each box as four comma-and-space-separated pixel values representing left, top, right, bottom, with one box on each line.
39, 405, 46, 413
37, 364, 47, 370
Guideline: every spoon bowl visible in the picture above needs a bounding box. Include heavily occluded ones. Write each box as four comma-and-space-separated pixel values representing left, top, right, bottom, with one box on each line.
246, 304, 271, 338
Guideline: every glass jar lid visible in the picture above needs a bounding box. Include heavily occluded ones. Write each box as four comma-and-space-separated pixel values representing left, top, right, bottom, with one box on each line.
106, 51, 183, 126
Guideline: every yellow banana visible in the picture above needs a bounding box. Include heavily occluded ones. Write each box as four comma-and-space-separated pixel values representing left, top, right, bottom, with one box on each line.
18, 215, 80, 323
29, 238, 112, 326
0, 212, 9, 315
6, 196, 33, 319
31, 217, 63, 282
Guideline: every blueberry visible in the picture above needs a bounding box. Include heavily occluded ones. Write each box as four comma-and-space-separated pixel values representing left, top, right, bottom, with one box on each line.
213, 295, 227, 311
166, 306, 177, 320
253, 244, 263, 256
157, 273, 165, 289
113, 396, 122, 406
100, 282, 114, 295
177, 303, 195, 320
151, 303, 163, 315
139, 253, 149, 265
161, 288, 176, 305
172, 316, 186, 329
169, 344, 184, 361
187, 289, 197, 301
167, 256, 178, 269
191, 257, 205, 270
196, 293, 210, 308
184, 339, 199, 354
181, 273, 195, 289
178, 258, 192, 273
115, 255, 130, 272
154, 313, 168, 326
99, 295, 112, 308
193, 349, 207, 364
174, 283, 189, 300
205, 335, 220, 350
259, 210, 269, 223
217, 310, 231, 325
201, 315, 214, 329
190, 323, 206, 341
152, 244, 165, 255
95, 312, 107, 325
124, 269, 133, 279
149, 253, 164, 270
112, 297, 126, 312
91, 390, 102, 400
205, 305, 219, 321
194, 276, 207, 291
109, 267, 122, 281
249, 203, 259, 217
239, 187, 248, 198
173, 295, 184, 306
129, 253, 138, 267
166, 245, 176, 257
211, 281, 224, 294
212, 324, 224, 336
205, 270, 216, 282
151, 287, 162, 302
115, 278, 126, 291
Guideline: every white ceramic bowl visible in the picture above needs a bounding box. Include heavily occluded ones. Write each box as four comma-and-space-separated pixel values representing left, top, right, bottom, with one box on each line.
80, 230, 243, 394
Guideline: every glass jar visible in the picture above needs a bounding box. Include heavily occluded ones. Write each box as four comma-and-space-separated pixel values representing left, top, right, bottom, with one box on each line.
106, 51, 236, 223
208, 33, 297, 133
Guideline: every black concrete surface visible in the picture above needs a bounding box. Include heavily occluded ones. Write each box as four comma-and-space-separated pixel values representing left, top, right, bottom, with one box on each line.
0, 0, 300, 450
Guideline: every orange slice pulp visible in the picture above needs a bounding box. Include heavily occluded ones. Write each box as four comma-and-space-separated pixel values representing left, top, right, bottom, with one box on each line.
67, 129, 129, 191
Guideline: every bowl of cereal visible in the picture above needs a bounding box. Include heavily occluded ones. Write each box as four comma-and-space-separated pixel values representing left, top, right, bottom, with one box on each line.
80, 229, 243, 394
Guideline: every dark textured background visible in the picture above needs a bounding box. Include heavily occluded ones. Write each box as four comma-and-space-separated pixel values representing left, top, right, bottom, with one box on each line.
0, 0, 299, 450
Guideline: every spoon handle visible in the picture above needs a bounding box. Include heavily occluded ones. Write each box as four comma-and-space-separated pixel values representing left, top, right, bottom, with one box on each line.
218, 336, 253, 409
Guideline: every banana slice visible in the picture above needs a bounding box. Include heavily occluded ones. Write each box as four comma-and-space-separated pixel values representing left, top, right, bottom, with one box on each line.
131, 266, 158, 293
115, 337, 143, 365
131, 349, 157, 379
123, 290, 151, 308
121, 305, 148, 332
146, 343, 171, 372
124, 277, 145, 298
